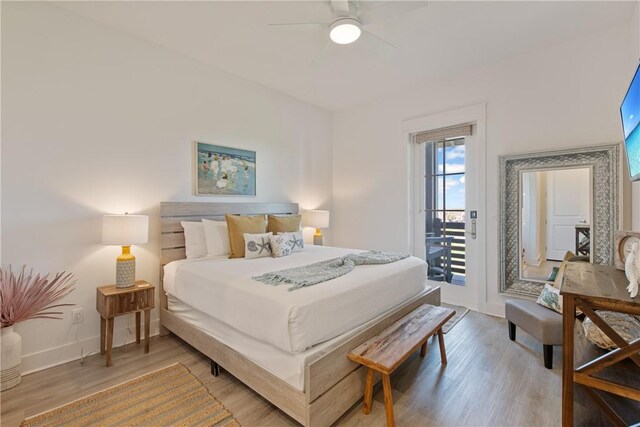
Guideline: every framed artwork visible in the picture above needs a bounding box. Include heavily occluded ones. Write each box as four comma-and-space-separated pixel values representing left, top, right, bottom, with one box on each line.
194, 142, 256, 196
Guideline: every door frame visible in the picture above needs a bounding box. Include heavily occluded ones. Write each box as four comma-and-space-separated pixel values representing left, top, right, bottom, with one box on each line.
403, 103, 487, 311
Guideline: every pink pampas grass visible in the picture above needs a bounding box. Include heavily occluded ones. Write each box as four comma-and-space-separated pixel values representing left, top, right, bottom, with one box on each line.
0, 266, 75, 328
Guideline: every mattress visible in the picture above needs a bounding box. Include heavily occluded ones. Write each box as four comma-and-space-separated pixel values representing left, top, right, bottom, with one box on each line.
163, 245, 427, 353
167, 288, 435, 391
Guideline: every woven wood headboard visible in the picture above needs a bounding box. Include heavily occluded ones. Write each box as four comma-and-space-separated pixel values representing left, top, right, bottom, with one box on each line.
160, 201, 299, 265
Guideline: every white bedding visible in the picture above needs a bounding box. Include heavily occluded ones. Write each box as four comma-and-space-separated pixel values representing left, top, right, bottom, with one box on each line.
167, 288, 434, 391
163, 245, 427, 353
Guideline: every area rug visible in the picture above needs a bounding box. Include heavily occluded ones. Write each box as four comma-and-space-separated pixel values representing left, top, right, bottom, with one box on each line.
21, 363, 240, 427
441, 303, 470, 333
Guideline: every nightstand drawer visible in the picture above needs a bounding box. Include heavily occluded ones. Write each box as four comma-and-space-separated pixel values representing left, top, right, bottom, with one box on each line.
110, 289, 153, 314
97, 282, 155, 318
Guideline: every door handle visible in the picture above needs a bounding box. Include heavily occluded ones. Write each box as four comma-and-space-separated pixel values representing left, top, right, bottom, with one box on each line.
466, 219, 477, 240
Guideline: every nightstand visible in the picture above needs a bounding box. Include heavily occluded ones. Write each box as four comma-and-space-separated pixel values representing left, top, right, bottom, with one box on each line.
96, 281, 155, 367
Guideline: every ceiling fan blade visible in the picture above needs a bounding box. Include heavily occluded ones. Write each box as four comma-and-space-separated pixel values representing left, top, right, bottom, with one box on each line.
309, 41, 334, 67
358, 1, 429, 26
359, 30, 397, 60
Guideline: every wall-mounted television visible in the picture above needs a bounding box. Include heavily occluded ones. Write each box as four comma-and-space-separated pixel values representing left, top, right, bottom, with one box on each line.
621, 61, 640, 182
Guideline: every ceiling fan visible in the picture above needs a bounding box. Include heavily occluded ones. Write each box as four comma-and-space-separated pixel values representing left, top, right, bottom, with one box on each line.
268, 0, 427, 62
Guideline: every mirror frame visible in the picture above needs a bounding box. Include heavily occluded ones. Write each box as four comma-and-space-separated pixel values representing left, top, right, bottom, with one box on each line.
499, 144, 620, 297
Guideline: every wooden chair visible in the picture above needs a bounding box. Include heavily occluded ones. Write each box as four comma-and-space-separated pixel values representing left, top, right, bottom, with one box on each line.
425, 236, 453, 283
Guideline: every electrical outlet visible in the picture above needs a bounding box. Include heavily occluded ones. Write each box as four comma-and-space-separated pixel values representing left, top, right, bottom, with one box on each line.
72, 307, 84, 324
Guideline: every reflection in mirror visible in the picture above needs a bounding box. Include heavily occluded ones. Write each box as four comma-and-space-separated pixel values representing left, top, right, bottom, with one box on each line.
520, 167, 592, 282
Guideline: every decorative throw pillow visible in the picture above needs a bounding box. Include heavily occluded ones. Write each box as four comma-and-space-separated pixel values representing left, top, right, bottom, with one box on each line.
583, 311, 640, 350
202, 219, 231, 257
226, 215, 267, 258
244, 232, 273, 259
547, 267, 560, 282
269, 234, 292, 258
537, 281, 582, 315
181, 221, 207, 259
278, 231, 304, 253
536, 284, 563, 314
267, 215, 301, 234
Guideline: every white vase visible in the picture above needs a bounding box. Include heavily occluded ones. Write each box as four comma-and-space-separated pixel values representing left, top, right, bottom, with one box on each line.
1, 326, 22, 391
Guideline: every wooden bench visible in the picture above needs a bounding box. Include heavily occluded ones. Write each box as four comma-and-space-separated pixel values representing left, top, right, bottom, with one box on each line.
347, 304, 455, 427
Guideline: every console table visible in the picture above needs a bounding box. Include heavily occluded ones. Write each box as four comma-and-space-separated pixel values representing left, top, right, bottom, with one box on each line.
560, 263, 640, 426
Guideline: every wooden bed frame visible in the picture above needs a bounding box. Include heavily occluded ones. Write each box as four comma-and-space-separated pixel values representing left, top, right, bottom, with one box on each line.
159, 201, 441, 426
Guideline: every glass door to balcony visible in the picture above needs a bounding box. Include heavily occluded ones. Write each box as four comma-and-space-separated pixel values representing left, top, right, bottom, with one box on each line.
424, 138, 466, 285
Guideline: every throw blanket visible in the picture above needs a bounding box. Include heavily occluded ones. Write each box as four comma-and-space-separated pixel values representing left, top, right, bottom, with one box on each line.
252, 251, 409, 291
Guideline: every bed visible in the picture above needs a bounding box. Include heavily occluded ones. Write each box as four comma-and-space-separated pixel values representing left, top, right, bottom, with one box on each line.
159, 202, 441, 426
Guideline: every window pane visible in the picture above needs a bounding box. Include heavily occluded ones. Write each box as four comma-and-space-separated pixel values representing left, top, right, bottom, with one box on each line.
444, 139, 465, 174
425, 210, 444, 237
444, 174, 465, 210
436, 176, 444, 210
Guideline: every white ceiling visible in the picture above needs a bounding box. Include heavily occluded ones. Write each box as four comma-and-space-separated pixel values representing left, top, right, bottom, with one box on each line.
57, 1, 636, 111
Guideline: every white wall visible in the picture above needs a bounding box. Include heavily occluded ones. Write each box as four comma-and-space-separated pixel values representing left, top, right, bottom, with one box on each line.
333, 21, 638, 316
1, 2, 332, 372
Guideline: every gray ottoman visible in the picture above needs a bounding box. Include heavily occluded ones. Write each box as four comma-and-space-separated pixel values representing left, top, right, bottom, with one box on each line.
505, 299, 563, 369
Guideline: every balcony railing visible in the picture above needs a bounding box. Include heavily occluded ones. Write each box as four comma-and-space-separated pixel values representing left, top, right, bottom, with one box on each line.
426, 221, 466, 278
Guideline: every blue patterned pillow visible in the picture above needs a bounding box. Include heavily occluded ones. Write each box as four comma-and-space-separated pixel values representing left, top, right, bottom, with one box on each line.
536, 284, 563, 314
269, 234, 292, 258
278, 231, 304, 253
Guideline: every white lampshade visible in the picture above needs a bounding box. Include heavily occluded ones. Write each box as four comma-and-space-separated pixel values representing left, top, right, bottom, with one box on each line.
102, 214, 149, 246
302, 210, 330, 229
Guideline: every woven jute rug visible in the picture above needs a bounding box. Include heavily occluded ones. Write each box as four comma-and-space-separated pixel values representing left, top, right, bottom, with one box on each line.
21, 363, 240, 427
441, 303, 470, 333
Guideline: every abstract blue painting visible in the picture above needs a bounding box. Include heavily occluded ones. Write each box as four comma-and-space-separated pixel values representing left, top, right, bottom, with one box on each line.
195, 142, 256, 196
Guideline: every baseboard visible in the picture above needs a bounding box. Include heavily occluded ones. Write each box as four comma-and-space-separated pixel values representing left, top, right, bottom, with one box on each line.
479, 302, 505, 318
21, 319, 161, 375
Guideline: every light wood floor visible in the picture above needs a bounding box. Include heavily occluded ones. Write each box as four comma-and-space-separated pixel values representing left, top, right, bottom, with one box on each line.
1, 311, 565, 426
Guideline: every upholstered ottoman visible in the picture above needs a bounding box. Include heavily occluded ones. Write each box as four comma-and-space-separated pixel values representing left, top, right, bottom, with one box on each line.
505, 299, 562, 369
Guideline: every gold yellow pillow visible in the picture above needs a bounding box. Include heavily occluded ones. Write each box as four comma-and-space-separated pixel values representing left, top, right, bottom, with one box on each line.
267, 215, 301, 234
225, 215, 266, 258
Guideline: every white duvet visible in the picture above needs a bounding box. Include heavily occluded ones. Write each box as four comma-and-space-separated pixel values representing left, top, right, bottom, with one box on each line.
163, 245, 426, 353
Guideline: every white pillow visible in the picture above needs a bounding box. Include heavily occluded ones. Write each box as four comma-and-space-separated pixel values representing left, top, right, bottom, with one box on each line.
270, 234, 292, 258
181, 221, 207, 259
202, 219, 231, 257
278, 231, 304, 253
244, 232, 273, 259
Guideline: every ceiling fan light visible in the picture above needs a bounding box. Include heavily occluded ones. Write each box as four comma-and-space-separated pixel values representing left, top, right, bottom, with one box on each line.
329, 18, 362, 45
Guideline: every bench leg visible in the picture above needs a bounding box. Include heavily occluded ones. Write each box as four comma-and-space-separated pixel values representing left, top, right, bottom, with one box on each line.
382, 373, 395, 427
508, 321, 516, 341
420, 340, 427, 358
437, 328, 448, 365
543, 344, 553, 369
363, 368, 374, 414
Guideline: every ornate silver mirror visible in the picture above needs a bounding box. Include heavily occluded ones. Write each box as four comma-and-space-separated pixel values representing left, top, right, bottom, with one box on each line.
499, 144, 619, 297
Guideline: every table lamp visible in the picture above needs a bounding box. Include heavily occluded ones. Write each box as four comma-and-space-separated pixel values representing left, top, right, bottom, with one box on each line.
102, 214, 149, 288
302, 210, 330, 246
